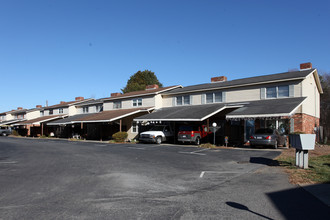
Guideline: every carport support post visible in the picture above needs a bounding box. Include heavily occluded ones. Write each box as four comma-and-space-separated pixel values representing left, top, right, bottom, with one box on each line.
41, 123, 44, 136
119, 119, 122, 132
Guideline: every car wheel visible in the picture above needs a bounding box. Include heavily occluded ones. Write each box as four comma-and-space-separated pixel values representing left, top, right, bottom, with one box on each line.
156, 136, 162, 144
274, 140, 278, 149
2, 133, 6, 137
195, 137, 201, 145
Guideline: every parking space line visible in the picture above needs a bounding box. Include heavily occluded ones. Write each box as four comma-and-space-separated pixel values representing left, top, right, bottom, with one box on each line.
199, 170, 246, 178
178, 148, 209, 156
128, 147, 146, 150
0, 161, 17, 164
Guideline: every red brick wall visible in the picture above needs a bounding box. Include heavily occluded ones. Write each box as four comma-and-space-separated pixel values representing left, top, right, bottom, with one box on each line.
292, 113, 319, 134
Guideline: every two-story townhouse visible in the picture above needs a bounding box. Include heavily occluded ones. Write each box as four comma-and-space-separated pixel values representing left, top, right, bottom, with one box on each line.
135, 63, 322, 146
48, 85, 181, 140
14, 97, 92, 137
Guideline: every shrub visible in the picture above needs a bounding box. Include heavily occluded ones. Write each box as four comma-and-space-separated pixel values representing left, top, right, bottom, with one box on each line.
40, 135, 47, 139
11, 130, 19, 136
112, 132, 128, 142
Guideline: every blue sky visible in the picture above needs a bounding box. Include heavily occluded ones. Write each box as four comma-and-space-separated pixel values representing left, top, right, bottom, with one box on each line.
0, 0, 329, 113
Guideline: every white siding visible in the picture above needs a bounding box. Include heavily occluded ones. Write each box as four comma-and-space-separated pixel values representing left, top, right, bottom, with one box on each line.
301, 73, 320, 118
26, 110, 40, 120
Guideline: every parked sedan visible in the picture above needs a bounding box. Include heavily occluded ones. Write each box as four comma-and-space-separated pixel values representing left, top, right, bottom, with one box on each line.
249, 128, 287, 149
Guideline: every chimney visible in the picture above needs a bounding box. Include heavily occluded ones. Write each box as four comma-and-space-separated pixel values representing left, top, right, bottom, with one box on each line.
17, 107, 23, 110
300, 62, 312, 70
60, 101, 66, 104
211, 76, 227, 83
75, 97, 84, 101
36, 105, 42, 108
111, 92, 122, 97
146, 84, 159, 90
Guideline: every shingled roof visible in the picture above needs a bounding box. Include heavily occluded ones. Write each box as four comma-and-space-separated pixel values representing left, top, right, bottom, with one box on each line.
164, 69, 316, 95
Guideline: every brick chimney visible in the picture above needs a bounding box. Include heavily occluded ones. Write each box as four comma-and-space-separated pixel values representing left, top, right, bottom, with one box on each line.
111, 92, 122, 97
211, 76, 227, 83
146, 84, 159, 90
60, 101, 66, 104
300, 62, 312, 70
17, 107, 23, 110
36, 105, 42, 108
75, 97, 84, 101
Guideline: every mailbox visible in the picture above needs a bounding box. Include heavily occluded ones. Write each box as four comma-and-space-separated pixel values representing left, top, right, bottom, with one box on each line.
289, 134, 316, 150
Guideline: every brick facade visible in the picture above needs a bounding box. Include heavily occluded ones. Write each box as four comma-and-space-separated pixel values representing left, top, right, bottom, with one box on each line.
291, 113, 319, 134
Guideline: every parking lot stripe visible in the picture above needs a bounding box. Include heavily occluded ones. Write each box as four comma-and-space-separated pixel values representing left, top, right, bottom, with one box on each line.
0, 161, 17, 164
200, 171, 205, 178
128, 147, 146, 150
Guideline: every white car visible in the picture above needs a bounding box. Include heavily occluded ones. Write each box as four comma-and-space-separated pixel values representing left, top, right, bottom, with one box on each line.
139, 125, 173, 144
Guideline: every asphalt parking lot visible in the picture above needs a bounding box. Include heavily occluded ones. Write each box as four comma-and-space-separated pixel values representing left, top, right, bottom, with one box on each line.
0, 137, 329, 219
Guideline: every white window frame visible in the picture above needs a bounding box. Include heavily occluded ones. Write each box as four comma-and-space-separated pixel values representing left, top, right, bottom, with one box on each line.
59, 108, 63, 114
49, 109, 53, 115
206, 92, 223, 103
266, 85, 289, 99
113, 101, 122, 109
96, 105, 103, 112
176, 95, 190, 106
40, 111, 44, 117
133, 98, 142, 107
83, 107, 89, 113
132, 121, 138, 133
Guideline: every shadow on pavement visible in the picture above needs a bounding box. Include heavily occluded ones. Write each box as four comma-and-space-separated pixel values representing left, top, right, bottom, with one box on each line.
226, 202, 274, 220
249, 157, 281, 166
267, 187, 330, 219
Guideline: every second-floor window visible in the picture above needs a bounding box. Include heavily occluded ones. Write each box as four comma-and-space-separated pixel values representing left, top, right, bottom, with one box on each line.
206, 92, 223, 103
96, 105, 103, 112
133, 98, 142, 107
83, 107, 89, 113
49, 109, 53, 115
176, 96, 190, 106
59, 108, 63, 114
266, 85, 289, 98
40, 111, 44, 117
113, 101, 122, 109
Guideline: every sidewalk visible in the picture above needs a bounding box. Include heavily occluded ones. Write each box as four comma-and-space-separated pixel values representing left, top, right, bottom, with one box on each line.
300, 183, 330, 207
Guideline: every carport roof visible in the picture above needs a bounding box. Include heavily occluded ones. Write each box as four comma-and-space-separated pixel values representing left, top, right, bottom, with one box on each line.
226, 97, 306, 119
47, 114, 92, 125
134, 103, 242, 122
72, 107, 154, 123
0, 119, 25, 126
134, 97, 306, 122
15, 115, 67, 125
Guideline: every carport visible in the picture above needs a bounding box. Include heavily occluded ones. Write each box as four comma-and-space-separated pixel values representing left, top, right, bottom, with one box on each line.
134, 97, 307, 146
134, 103, 242, 145
14, 115, 67, 137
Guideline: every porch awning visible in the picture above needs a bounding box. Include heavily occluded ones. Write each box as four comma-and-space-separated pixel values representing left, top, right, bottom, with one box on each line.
47, 114, 92, 125
15, 115, 67, 126
72, 107, 154, 123
226, 97, 306, 120
134, 103, 242, 122
0, 119, 25, 126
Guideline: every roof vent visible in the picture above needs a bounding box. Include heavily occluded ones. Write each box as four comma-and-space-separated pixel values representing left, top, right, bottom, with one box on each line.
75, 97, 84, 101
17, 107, 23, 110
60, 101, 66, 104
146, 84, 159, 90
111, 92, 122, 97
300, 62, 312, 70
36, 105, 42, 108
211, 76, 227, 83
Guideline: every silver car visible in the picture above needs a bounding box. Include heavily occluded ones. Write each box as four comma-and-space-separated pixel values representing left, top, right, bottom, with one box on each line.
249, 128, 287, 149
0, 126, 12, 136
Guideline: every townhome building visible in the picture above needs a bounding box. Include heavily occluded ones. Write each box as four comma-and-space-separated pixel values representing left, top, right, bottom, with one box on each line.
47, 85, 181, 140
135, 63, 322, 146
13, 97, 92, 137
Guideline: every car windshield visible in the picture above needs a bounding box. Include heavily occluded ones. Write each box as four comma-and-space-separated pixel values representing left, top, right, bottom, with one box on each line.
179, 126, 193, 131
149, 125, 166, 131
255, 128, 274, 134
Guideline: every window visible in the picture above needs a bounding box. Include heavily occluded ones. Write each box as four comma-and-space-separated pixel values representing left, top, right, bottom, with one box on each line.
113, 101, 121, 109
96, 105, 103, 112
59, 108, 63, 114
206, 92, 223, 103
266, 85, 289, 99
83, 107, 89, 113
176, 96, 190, 106
132, 122, 138, 133
49, 109, 53, 115
40, 111, 44, 117
278, 85, 289, 98
133, 98, 142, 107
